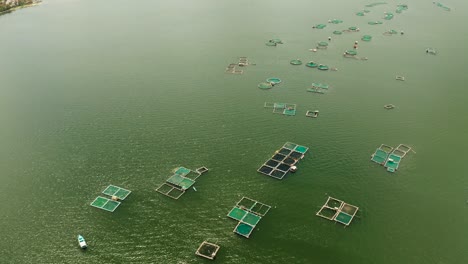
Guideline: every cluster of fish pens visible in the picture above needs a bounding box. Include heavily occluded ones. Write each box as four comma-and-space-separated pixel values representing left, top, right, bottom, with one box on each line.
371, 144, 413, 172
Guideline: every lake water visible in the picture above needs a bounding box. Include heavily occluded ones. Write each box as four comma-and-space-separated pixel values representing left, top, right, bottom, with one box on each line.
0, 0, 467, 263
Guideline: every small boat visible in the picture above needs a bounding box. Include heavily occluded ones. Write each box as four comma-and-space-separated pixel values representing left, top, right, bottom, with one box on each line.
77, 235, 87, 249
312, 110, 319, 118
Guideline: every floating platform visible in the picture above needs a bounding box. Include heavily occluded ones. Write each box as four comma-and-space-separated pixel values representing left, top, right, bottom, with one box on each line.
371, 144, 413, 172
307, 87, 325, 94
195, 241, 220, 260
312, 83, 329, 89
257, 142, 309, 180
264, 102, 297, 116
426, 48, 437, 55
396, 76, 405, 81
90, 185, 131, 212
156, 166, 208, 199
227, 197, 271, 238
316, 197, 359, 226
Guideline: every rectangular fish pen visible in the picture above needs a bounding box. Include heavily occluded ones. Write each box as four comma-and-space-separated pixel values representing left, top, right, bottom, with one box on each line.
316, 197, 359, 226
90, 184, 132, 212
370, 144, 393, 165
264, 102, 297, 116
156, 166, 208, 199
227, 197, 271, 238
257, 142, 309, 180
195, 241, 220, 260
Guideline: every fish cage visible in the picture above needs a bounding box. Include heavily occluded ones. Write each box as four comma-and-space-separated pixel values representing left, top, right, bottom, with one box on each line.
195, 241, 220, 260
257, 142, 309, 180
290, 59, 303, 65
156, 166, 208, 199
316, 197, 359, 226
227, 197, 271, 238
90, 185, 131, 212
264, 102, 297, 116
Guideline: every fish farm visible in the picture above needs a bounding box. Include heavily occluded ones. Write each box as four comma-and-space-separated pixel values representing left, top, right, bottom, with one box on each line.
257, 142, 309, 180
264, 102, 297, 116
370, 144, 413, 172
195, 241, 220, 260
316, 197, 359, 226
90, 185, 132, 212
227, 197, 271, 238
156, 166, 209, 199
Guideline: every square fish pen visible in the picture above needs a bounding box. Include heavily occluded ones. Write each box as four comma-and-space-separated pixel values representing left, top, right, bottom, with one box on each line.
90, 185, 131, 212
371, 144, 413, 173
258, 142, 309, 180
264, 102, 297, 116
195, 241, 220, 260
156, 166, 208, 199
316, 197, 359, 226
227, 197, 271, 238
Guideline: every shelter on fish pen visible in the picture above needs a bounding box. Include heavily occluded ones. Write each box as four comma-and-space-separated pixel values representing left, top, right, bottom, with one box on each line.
290, 59, 303, 65
317, 41, 329, 49
313, 24, 326, 29
306, 61, 319, 68
434, 2, 451, 11
227, 197, 271, 238
316, 197, 359, 226
257, 142, 309, 180
362, 35, 372, 41
156, 166, 208, 199
90, 185, 132, 212
195, 241, 220, 260
264, 102, 297, 116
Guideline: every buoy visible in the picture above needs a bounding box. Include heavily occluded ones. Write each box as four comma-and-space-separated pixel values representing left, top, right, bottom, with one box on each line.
290, 166, 297, 173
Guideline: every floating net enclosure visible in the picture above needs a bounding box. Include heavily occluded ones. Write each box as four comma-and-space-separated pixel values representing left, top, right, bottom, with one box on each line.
264, 102, 297, 116
258, 82, 273, 90
384, 12, 394, 20
434, 2, 451, 11
333, 30, 343, 35
312, 82, 329, 89
329, 19, 343, 24
344, 26, 359, 32
227, 197, 271, 238
195, 241, 220, 260
257, 142, 309, 180
306, 61, 319, 68
314, 24, 327, 29
361, 35, 372, 41
383, 29, 398, 36
266, 77, 282, 84
396, 4, 408, 13
344, 50, 357, 56
317, 41, 329, 49
265, 42, 277, 46
90, 185, 132, 212
316, 197, 359, 226
156, 166, 208, 199
368, 21, 383, 25
290, 59, 303, 65
366, 2, 387, 7
307, 87, 325, 94
371, 144, 413, 172
318, 64, 329, 71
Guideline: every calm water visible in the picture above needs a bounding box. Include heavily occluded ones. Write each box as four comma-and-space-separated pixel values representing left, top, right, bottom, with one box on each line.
1, 0, 467, 263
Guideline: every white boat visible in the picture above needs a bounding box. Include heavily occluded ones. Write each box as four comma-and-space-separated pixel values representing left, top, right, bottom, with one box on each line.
77, 235, 87, 249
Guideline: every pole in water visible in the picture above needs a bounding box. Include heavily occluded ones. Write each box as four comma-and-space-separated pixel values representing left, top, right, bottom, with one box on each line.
193, 186, 197, 191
